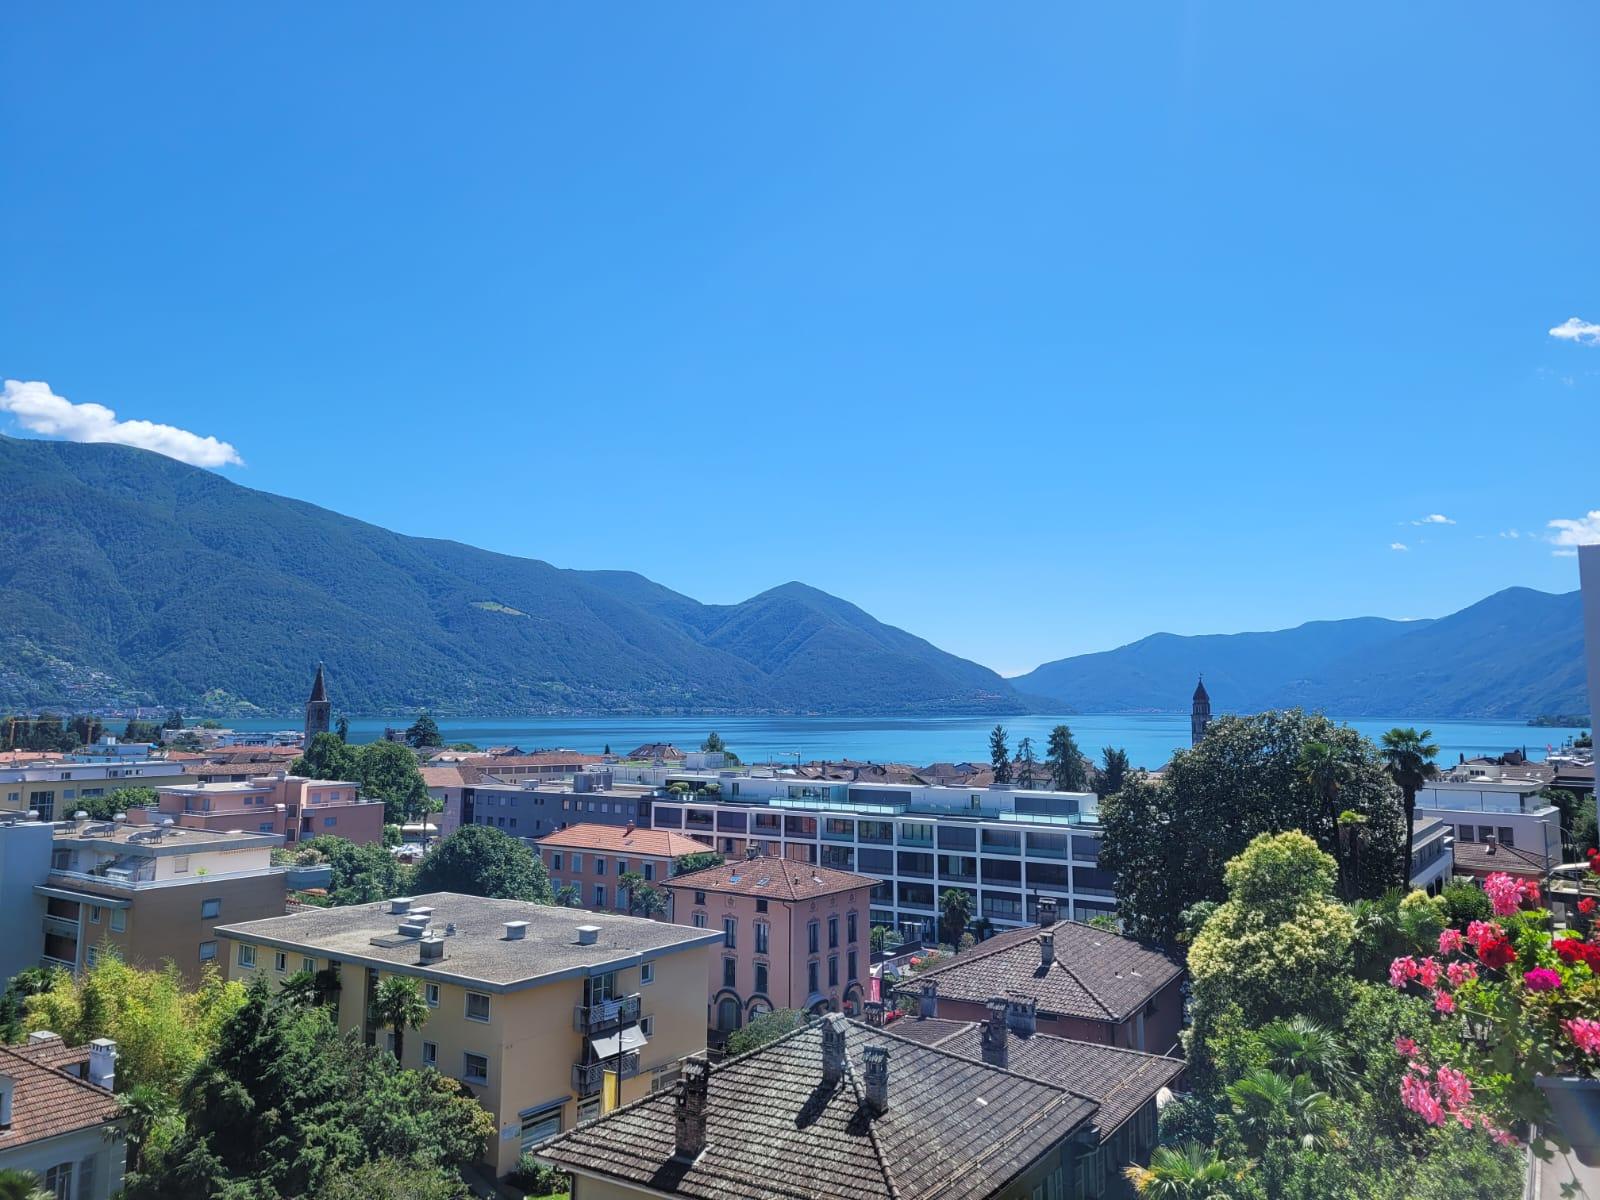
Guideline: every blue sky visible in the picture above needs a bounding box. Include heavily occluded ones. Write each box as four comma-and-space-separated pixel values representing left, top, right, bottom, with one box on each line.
3, 5, 1597, 676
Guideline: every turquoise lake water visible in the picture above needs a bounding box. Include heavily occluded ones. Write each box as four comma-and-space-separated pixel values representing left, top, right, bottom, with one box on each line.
229, 712, 1589, 771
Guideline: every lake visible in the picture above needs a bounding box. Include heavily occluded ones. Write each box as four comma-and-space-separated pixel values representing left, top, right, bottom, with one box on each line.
226, 712, 1589, 771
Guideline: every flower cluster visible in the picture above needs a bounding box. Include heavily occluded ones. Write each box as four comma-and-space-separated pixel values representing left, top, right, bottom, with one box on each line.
1394, 1037, 1516, 1144
1483, 872, 1540, 917
1566, 1018, 1600, 1056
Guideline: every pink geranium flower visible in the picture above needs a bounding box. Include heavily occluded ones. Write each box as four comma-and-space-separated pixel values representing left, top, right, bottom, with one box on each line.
1484, 873, 1523, 917
1565, 1018, 1600, 1055
1417, 957, 1442, 989
1439, 928, 1463, 955
1434, 990, 1456, 1013
1389, 956, 1419, 989
1446, 961, 1477, 987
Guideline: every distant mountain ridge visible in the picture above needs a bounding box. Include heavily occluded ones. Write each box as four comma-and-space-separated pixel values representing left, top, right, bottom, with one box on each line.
1015, 587, 1587, 720
0, 435, 1022, 716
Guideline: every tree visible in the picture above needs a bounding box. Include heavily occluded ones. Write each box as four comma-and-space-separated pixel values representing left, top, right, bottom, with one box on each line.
372, 976, 430, 1063
725, 1009, 809, 1056
404, 711, 442, 749
162, 710, 184, 731
72, 785, 156, 821
1380, 728, 1439, 889
303, 835, 407, 905
1045, 725, 1087, 792
293, 731, 361, 781
672, 851, 725, 875
1101, 710, 1406, 945
356, 740, 436, 829
1016, 737, 1037, 789
335, 715, 350, 742
1257, 1017, 1354, 1097
123, 719, 162, 742
411, 826, 551, 901
0, 967, 56, 1042
554, 884, 581, 907
1298, 740, 1355, 892
0, 1170, 48, 1200
1124, 1144, 1243, 1198
1224, 1069, 1335, 1154
938, 888, 973, 947
619, 872, 666, 918
989, 725, 1012, 785
1096, 747, 1130, 798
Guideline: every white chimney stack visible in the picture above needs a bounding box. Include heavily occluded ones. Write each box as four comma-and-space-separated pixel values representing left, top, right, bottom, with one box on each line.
89, 1038, 117, 1090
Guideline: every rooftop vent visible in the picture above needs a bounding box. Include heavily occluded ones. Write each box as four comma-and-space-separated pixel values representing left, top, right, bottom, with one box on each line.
418, 935, 445, 963
390, 897, 414, 915
409, 907, 434, 921
576, 925, 600, 946
398, 920, 430, 938
27, 1031, 61, 1045
504, 921, 528, 940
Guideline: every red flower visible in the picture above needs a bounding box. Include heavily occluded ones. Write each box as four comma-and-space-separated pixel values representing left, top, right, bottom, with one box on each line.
1479, 938, 1518, 970
1555, 937, 1600, 970
1581, 898, 1598, 916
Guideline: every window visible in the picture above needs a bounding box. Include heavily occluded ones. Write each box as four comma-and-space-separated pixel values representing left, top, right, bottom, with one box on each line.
723, 917, 737, 948
641, 962, 655, 985
302, 957, 316, 974
173, 855, 190, 875
594, 884, 607, 907
828, 955, 838, 987
577, 1097, 601, 1123
463, 1052, 489, 1084
595, 858, 606, 876
755, 897, 768, 913
643, 862, 655, 882
44, 1162, 72, 1200
1498, 827, 1515, 848
694, 890, 706, 905
520, 1103, 562, 1152
848, 950, 858, 981
640, 1015, 654, 1037
847, 912, 858, 943
755, 962, 768, 994
274, 951, 287, 972
323, 816, 336, 828
260, 822, 274, 833
754, 923, 769, 955
616, 859, 627, 876
85, 947, 98, 969
571, 854, 583, 872
808, 961, 819, 994
723, 957, 737, 988
88, 905, 101, 925
199, 941, 218, 962
828, 916, 838, 949
110, 908, 126, 933
425, 982, 440, 1007
238, 944, 256, 968
422, 1041, 437, 1067
808, 920, 819, 954
552, 852, 563, 871
201, 897, 221, 919
692, 914, 707, 929
465, 992, 491, 1022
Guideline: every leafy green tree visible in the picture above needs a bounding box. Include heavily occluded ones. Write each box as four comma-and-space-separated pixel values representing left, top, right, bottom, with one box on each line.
554, 884, 581, 907
1379, 727, 1439, 889
1096, 746, 1130, 798
1224, 1069, 1336, 1154
1102, 710, 1406, 944
313, 1157, 471, 1200
356, 739, 435, 828
303, 835, 407, 905
672, 851, 725, 875
71, 785, 158, 821
1045, 724, 1087, 792
404, 711, 442, 749
163, 710, 184, 730
123, 719, 162, 742
0, 966, 56, 1042
372, 976, 430, 1063
619, 872, 667, 917
292, 731, 361, 781
725, 1009, 809, 1056
699, 731, 741, 764
938, 887, 973, 947
1015, 736, 1037, 789
411, 825, 550, 901
335, 715, 350, 742
870, 925, 889, 952
1440, 878, 1493, 927
989, 725, 1012, 785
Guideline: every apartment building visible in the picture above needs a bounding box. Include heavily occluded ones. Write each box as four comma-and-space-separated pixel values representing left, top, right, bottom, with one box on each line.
641, 771, 1111, 940
663, 856, 875, 1033
0, 1035, 125, 1199
148, 775, 384, 845
0, 758, 189, 822
215, 893, 722, 1179
1415, 777, 1563, 872
0, 813, 287, 986
427, 771, 656, 842
534, 822, 710, 918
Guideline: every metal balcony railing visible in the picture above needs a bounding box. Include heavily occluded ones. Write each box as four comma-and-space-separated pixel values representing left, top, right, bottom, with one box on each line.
572, 1052, 641, 1097
573, 993, 642, 1033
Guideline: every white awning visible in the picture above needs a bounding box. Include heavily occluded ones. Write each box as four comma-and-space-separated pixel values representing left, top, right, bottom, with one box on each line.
590, 1024, 649, 1059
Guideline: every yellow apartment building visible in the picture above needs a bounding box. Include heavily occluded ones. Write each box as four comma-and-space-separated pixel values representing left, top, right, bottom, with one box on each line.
215, 891, 721, 1179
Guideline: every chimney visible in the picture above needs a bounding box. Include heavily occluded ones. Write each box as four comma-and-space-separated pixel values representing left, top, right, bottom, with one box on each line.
27, 1031, 61, 1045
88, 1038, 117, 1090
862, 1000, 886, 1028
504, 921, 528, 940
746, 842, 761, 861
822, 1013, 848, 1087
0, 1074, 12, 1128
863, 1045, 889, 1115
624, 820, 635, 835
390, 897, 413, 915
981, 999, 1009, 1069
1037, 897, 1059, 928
674, 1058, 710, 1160
917, 980, 938, 1018
1006, 994, 1038, 1036
576, 925, 600, 946
1039, 930, 1055, 968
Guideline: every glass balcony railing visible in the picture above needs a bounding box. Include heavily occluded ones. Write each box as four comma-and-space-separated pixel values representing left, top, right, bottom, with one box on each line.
573, 993, 642, 1034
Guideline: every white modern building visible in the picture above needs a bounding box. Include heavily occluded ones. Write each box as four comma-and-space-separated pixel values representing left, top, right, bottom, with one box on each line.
1415, 777, 1562, 871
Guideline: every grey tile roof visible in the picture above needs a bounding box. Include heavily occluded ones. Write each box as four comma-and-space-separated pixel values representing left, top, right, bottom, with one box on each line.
213, 891, 722, 990
876, 1016, 974, 1046
910, 923, 1182, 1023
536, 1015, 1096, 1199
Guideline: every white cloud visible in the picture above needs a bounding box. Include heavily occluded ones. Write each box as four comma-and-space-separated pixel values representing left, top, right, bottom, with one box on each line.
1390, 542, 1408, 551
1550, 317, 1600, 346
0, 380, 242, 468
1499, 529, 1522, 539
1555, 549, 1578, 558
1547, 510, 1600, 552
1410, 513, 1455, 525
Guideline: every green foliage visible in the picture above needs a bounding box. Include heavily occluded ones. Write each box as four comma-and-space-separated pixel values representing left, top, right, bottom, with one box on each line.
1015, 736, 1037, 788
938, 887, 973, 946
1380, 728, 1439, 887
699, 731, 741, 764
1, 713, 96, 752
1096, 746, 1130, 798
303, 835, 408, 905
71, 785, 157, 820
620, 872, 667, 917
672, 851, 724, 875
355, 739, 436, 827
1440, 878, 1493, 927
506, 1155, 570, 1196
311, 1157, 471, 1200
404, 711, 442, 748
1101, 710, 1407, 944
869, 925, 889, 952
1124, 1143, 1246, 1198
1045, 724, 1087, 792
128, 978, 493, 1199
0, 967, 57, 1043
372, 976, 430, 1062
988, 724, 1011, 785
1085, 913, 1120, 932
411, 825, 551, 901
0, 1168, 49, 1200
725, 1009, 809, 1056
292, 731, 360, 781
123, 718, 162, 742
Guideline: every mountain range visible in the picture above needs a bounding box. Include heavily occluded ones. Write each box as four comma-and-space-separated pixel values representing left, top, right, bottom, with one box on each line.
0, 433, 1587, 720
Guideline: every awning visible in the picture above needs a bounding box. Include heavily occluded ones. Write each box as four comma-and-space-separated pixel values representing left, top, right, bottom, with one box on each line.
590, 1024, 649, 1059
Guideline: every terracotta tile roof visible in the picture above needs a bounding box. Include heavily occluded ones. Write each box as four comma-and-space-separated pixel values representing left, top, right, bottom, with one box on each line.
662, 856, 874, 902
478, 751, 604, 768
0, 1043, 121, 1150
911, 923, 1183, 1024
536, 823, 709, 858
536, 1015, 1095, 1200
1451, 841, 1551, 877
420, 766, 468, 789
922, 1024, 1185, 1134
10, 1036, 90, 1076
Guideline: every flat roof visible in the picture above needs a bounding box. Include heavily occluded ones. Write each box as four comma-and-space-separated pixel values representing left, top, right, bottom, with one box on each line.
53, 823, 282, 853
215, 891, 723, 991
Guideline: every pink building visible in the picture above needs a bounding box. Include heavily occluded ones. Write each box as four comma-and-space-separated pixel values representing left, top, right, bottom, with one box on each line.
534, 822, 711, 918
142, 775, 385, 845
663, 856, 875, 1034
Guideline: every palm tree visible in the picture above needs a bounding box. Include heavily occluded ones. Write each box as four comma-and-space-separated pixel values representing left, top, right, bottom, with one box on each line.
0, 1169, 49, 1200
1382, 728, 1440, 889
1258, 1017, 1354, 1097
1124, 1143, 1241, 1198
1225, 1069, 1337, 1155
278, 968, 320, 1008
555, 884, 582, 908
121, 1084, 175, 1174
1298, 741, 1351, 881
372, 976, 430, 1064
939, 888, 974, 948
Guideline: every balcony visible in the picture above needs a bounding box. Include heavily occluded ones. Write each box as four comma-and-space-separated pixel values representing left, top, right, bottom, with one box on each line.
572, 1052, 642, 1097
42, 914, 81, 939
573, 993, 642, 1034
